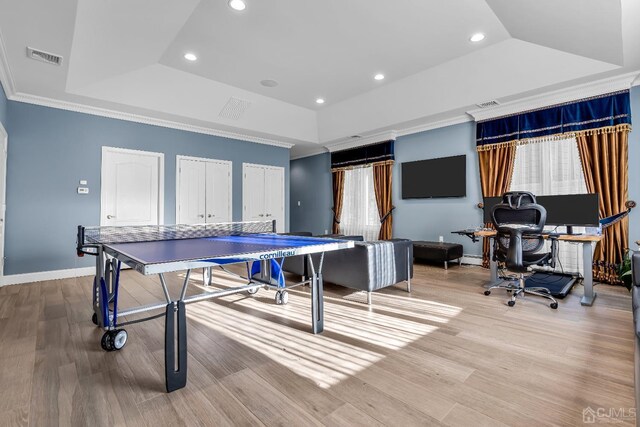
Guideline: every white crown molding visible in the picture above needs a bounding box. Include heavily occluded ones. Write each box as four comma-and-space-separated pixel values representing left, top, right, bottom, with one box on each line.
395, 115, 472, 137
290, 146, 328, 160
325, 130, 397, 153
1, 266, 95, 287
9, 92, 294, 148
0, 27, 16, 98
467, 71, 640, 122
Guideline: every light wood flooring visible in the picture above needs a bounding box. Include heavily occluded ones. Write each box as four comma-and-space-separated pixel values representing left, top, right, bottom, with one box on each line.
0, 263, 635, 426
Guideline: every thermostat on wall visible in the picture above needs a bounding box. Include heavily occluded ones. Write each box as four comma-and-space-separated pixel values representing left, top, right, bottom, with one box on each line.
77, 187, 89, 194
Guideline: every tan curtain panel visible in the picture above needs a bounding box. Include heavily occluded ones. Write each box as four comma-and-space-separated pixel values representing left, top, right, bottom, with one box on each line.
477, 145, 517, 267
576, 127, 630, 284
331, 170, 345, 234
373, 162, 393, 240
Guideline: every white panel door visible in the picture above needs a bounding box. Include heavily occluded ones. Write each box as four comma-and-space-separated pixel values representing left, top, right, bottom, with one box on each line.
243, 163, 285, 232
102, 147, 163, 226
0, 125, 6, 276
206, 161, 232, 223
243, 164, 266, 222
264, 167, 285, 232
178, 159, 206, 224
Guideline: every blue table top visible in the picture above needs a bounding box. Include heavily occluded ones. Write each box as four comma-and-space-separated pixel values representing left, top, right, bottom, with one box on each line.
106, 234, 340, 265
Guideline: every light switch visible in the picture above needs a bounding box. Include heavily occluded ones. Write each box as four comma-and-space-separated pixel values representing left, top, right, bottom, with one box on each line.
77, 187, 89, 194
297, 201, 301, 206
79, 180, 88, 185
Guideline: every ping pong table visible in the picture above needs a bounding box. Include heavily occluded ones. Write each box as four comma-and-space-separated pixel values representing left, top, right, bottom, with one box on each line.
76, 220, 354, 392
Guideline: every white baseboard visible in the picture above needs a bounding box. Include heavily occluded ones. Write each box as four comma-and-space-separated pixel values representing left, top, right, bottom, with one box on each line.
461, 255, 483, 266
1, 266, 96, 286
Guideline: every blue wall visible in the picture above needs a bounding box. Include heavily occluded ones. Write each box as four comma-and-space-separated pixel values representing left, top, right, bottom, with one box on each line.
393, 122, 483, 256
0, 82, 7, 130
290, 152, 333, 235
629, 86, 640, 246
5, 101, 289, 275
289, 122, 483, 256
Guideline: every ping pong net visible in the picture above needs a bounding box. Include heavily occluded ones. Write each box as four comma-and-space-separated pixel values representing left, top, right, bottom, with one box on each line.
77, 220, 276, 250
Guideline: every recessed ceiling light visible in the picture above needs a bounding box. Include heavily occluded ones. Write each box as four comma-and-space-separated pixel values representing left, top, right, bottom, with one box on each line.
316, 98, 325, 105
470, 33, 485, 42
261, 79, 279, 87
228, 0, 246, 11
184, 52, 197, 61
374, 73, 385, 81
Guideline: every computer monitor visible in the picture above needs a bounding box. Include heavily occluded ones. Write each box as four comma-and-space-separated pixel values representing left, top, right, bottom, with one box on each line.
483, 193, 600, 233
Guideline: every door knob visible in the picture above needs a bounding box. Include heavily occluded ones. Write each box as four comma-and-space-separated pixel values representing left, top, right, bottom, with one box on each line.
199, 214, 205, 218
266, 213, 272, 217
258, 214, 264, 217
107, 215, 116, 219
208, 214, 214, 218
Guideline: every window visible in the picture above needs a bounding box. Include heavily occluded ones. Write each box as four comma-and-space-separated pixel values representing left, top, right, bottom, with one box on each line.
510, 136, 589, 274
340, 166, 380, 241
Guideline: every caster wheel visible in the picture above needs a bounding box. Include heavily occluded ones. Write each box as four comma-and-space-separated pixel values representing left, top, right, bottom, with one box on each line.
484, 290, 491, 296
111, 329, 128, 350
247, 285, 259, 295
92, 312, 98, 326
275, 290, 283, 305
550, 302, 558, 310
507, 300, 516, 307
101, 332, 114, 351
280, 291, 289, 305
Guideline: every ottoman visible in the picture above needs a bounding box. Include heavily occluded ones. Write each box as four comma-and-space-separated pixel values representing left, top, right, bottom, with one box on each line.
413, 241, 463, 269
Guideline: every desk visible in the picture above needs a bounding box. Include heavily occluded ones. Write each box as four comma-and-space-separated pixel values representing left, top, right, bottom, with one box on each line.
474, 230, 603, 306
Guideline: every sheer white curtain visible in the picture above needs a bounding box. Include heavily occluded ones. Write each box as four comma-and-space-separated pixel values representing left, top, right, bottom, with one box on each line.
509, 136, 589, 274
340, 166, 380, 241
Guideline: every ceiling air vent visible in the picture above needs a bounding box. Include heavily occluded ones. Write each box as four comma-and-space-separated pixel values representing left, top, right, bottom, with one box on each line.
26, 47, 63, 66
350, 135, 362, 139
476, 100, 500, 108
219, 97, 252, 120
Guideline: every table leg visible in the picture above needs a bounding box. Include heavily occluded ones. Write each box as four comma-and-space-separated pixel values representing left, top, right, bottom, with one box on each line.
488, 237, 501, 287
580, 241, 597, 306
164, 300, 187, 392
307, 254, 324, 334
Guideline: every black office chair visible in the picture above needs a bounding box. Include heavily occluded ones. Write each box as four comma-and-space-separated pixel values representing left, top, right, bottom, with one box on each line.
484, 191, 559, 309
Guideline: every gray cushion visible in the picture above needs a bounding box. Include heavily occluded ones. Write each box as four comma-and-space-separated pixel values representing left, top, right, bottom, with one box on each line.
320, 239, 413, 292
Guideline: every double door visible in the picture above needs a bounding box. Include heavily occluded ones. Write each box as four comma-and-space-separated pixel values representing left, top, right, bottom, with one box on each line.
177, 157, 232, 224
243, 163, 285, 232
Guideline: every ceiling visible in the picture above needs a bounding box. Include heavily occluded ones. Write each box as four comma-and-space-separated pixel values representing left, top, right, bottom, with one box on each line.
0, 0, 639, 157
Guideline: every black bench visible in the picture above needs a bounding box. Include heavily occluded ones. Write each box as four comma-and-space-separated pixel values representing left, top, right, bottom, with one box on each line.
413, 241, 463, 269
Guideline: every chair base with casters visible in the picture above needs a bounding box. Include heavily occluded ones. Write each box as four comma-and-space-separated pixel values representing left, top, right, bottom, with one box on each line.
486, 191, 560, 310
484, 272, 558, 309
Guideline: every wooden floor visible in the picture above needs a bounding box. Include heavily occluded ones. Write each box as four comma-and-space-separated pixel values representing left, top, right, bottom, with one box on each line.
0, 263, 635, 426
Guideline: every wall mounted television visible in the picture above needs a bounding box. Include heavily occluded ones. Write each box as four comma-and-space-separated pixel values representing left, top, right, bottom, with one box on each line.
401, 154, 466, 199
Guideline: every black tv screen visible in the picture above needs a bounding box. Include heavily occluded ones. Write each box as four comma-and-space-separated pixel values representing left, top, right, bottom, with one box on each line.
402, 155, 466, 199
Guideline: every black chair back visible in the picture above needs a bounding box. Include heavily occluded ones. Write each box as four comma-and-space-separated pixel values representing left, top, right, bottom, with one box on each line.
491, 191, 548, 272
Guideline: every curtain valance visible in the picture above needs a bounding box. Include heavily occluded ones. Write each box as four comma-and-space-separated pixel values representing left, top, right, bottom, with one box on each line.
331, 140, 394, 170
476, 90, 631, 150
